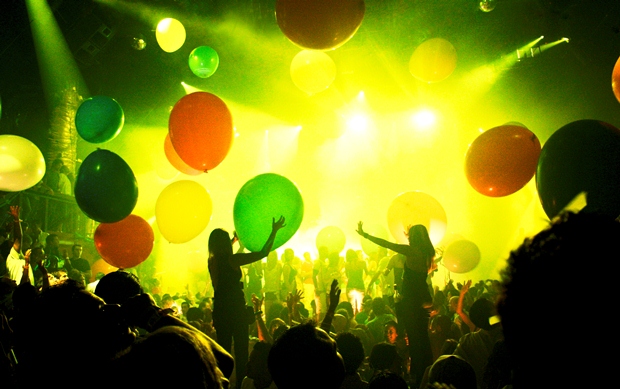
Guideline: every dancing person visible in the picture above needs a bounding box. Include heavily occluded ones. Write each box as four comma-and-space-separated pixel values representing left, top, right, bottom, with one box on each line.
356, 222, 435, 387
209, 216, 286, 389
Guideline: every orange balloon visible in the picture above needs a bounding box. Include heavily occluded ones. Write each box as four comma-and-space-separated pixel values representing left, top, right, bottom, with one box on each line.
387, 191, 447, 246
409, 38, 457, 83
91, 259, 118, 282
164, 133, 201, 176
276, 0, 365, 50
94, 214, 154, 269
613, 55, 620, 104
169, 92, 234, 172
465, 124, 541, 197
442, 239, 480, 273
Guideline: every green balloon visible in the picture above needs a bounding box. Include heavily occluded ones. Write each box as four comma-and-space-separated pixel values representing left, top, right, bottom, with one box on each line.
188, 46, 219, 78
233, 173, 304, 252
76, 96, 124, 143
75, 149, 138, 223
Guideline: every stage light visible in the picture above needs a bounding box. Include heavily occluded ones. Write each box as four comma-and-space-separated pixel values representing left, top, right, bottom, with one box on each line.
346, 113, 369, 133
411, 109, 437, 130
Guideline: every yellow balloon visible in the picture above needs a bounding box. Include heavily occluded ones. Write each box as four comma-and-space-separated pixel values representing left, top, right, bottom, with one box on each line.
290, 50, 337, 95
409, 38, 457, 83
156, 180, 212, 243
156, 18, 186, 53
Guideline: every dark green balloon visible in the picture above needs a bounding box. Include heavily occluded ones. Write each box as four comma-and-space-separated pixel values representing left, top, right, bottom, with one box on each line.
75, 149, 138, 223
536, 120, 620, 219
76, 96, 124, 143
233, 173, 304, 252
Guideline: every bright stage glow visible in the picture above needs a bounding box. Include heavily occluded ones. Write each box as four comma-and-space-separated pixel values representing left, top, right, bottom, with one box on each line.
346, 113, 369, 133
411, 109, 437, 130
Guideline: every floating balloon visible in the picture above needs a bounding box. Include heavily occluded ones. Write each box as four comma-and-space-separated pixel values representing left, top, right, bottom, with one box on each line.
233, 173, 304, 252
290, 50, 336, 95
387, 191, 447, 245
75, 96, 124, 143
75, 149, 138, 223
156, 18, 186, 53
95, 214, 154, 269
188, 46, 219, 78
169, 92, 234, 172
0, 135, 46, 192
442, 239, 480, 273
156, 180, 213, 244
316, 226, 346, 254
409, 38, 457, 83
91, 259, 118, 282
275, 0, 365, 50
479, 0, 497, 12
536, 120, 620, 219
613, 55, 620, 104
465, 124, 541, 197
360, 223, 389, 257
164, 134, 201, 176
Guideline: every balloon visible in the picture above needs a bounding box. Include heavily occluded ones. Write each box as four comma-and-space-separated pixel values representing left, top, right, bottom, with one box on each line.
95, 214, 154, 269
316, 226, 346, 254
0, 135, 46, 191
536, 120, 620, 219
465, 124, 541, 197
290, 50, 336, 95
442, 239, 480, 273
156, 180, 213, 244
360, 223, 389, 257
91, 259, 118, 282
164, 134, 201, 176
409, 38, 457, 83
387, 191, 447, 245
275, 0, 365, 50
188, 46, 219, 78
613, 55, 620, 104
479, 0, 497, 12
156, 18, 186, 53
233, 173, 304, 252
75, 149, 138, 223
169, 92, 234, 172
75, 96, 124, 144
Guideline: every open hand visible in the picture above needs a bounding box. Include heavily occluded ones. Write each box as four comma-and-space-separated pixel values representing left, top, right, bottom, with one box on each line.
356, 221, 365, 236
328, 279, 341, 310
272, 216, 286, 231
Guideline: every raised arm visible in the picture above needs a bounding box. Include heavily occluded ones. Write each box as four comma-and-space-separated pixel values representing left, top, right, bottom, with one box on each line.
9, 206, 22, 254
252, 293, 273, 344
357, 221, 410, 255
457, 280, 476, 332
320, 279, 341, 333
231, 216, 286, 267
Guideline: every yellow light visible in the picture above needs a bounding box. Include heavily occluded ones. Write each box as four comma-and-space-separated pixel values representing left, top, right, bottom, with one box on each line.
346, 114, 369, 132
411, 109, 436, 129
356, 91, 365, 101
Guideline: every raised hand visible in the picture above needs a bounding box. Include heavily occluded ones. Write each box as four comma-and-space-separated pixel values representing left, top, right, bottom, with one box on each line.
356, 221, 365, 237
9, 205, 20, 220
328, 279, 341, 311
251, 293, 264, 312
272, 216, 286, 231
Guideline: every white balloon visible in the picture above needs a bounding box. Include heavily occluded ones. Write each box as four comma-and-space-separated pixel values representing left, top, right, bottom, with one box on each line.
0, 135, 46, 191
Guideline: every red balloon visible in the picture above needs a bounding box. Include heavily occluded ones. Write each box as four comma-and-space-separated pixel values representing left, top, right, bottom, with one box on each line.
276, 0, 365, 50
164, 133, 202, 176
169, 92, 234, 172
94, 214, 154, 269
442, 239, 480, 274
613, 55, 620, 104
91, 259, 118, 282
465, 124, 541, 197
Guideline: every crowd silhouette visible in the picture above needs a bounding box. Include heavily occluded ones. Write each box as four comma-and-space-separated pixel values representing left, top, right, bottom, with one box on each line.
1, 197, 616, 389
